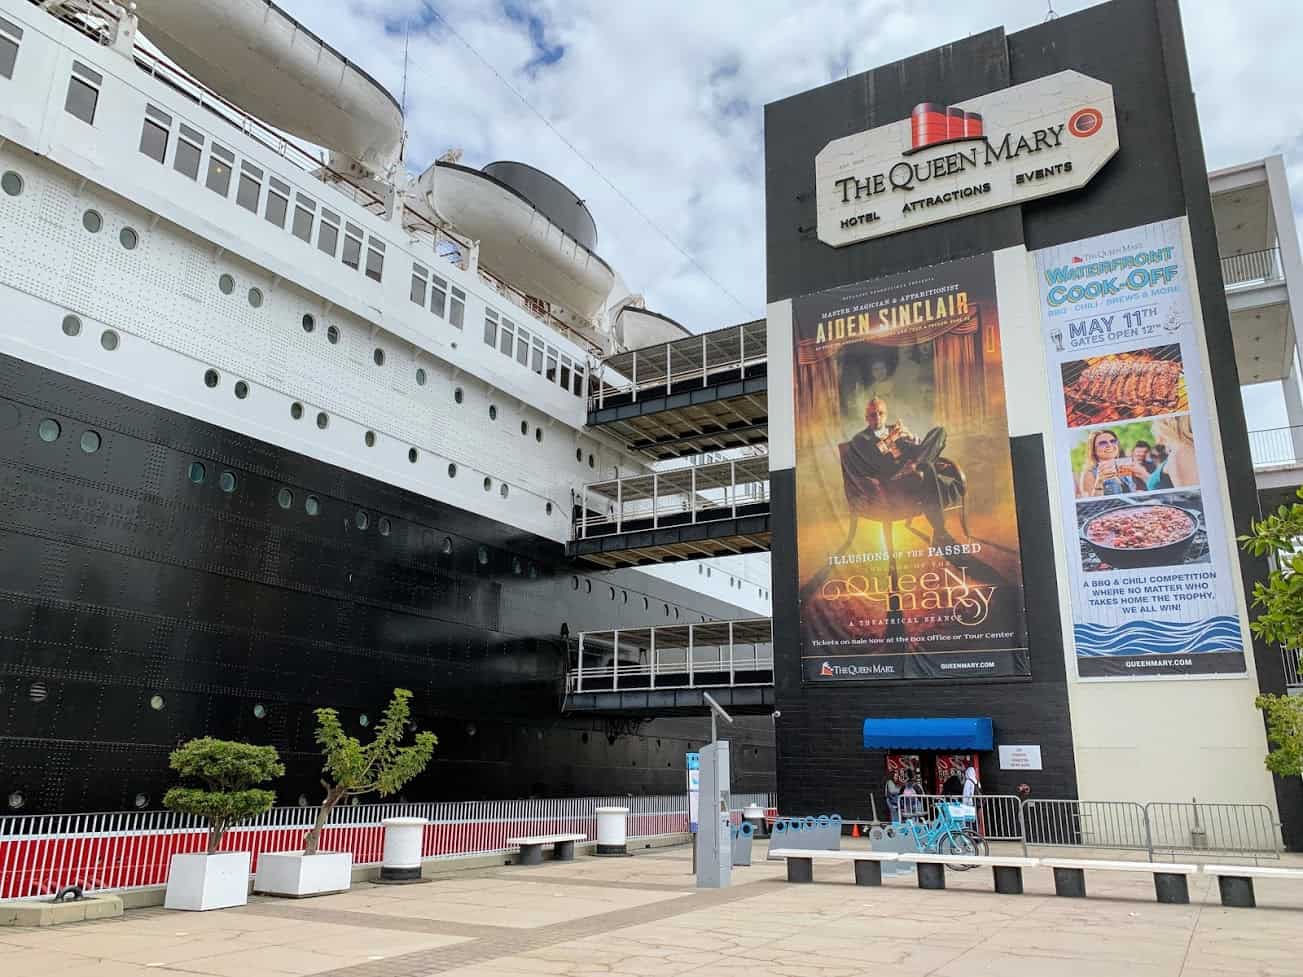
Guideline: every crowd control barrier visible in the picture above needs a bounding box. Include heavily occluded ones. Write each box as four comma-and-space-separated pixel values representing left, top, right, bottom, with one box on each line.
769, 814, 842, 851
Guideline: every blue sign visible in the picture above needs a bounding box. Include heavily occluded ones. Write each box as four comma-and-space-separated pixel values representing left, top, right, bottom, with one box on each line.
686, 752, 700, 832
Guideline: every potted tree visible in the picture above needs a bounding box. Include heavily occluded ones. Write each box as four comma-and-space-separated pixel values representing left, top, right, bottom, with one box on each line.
162, 738, 283, 911
254, 689, 437, 897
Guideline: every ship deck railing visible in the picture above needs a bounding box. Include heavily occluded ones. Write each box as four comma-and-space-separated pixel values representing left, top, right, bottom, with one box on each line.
575, 457, 770, 540
571, 619, 773, 693
591, 319, 767, 411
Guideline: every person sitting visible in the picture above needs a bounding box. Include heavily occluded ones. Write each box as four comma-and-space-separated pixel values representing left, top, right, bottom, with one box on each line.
841, 397, 957, 546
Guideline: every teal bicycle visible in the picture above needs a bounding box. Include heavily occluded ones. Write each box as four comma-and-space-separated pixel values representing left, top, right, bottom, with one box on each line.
894, 799, 988, 870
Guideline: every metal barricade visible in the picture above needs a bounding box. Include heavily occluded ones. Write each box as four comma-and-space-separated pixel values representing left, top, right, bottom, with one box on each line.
906, 794, 1024, 841
1019, 799, 1151, 855
1145, 801, 1281, 861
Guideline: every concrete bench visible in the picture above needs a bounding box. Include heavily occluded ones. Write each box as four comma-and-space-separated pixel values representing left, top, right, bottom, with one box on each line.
769, 847, 897, 886
506, 833, 587, 865
898, 852, 1041, 894
1040, 858, 1200, 904
1201, 863, 1303, 908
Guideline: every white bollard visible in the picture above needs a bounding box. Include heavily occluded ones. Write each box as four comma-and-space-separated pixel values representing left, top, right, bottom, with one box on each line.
380, 817, 427, 882
595, 806, 629, 856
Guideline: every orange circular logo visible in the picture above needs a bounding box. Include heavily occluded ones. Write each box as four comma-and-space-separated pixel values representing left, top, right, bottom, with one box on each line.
1068, 108, 1104, 138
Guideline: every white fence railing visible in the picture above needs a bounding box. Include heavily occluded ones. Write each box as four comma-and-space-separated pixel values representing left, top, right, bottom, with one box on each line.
0, 793, 775, 901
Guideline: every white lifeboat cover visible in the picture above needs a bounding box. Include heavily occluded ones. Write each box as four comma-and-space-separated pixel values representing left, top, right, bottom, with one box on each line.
133, 0, 404, 176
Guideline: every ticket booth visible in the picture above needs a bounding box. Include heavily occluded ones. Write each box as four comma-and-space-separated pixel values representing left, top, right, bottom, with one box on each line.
865, 718, 992, 820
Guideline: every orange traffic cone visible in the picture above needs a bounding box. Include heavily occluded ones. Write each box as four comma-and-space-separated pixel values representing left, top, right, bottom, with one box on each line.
851, 822, 860, 838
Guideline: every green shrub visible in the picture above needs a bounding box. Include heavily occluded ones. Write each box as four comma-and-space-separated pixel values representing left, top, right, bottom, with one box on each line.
163, 738, 284, 853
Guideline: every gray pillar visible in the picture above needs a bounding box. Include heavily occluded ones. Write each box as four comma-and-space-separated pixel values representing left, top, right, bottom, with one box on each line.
1153, 872, 1189, 905
917, 863, 946, 890
786, 857, 813, 883
1052, 867, 1087, 898
993, 865, 1024, 895
853, 860, 883, 886
1217, 875, 1256, 908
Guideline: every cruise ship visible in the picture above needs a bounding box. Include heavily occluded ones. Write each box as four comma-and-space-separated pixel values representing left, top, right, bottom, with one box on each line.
0, 0, 774, 814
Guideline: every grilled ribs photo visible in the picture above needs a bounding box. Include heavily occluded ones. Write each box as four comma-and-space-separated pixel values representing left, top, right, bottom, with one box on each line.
1069, 359, 1182, 411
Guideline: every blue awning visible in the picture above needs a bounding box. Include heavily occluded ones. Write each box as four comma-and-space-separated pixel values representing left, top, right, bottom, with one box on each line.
862, 717, 993, 751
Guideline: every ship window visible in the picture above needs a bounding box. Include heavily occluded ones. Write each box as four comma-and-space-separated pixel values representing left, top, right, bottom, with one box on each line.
575, 448, 583, 462
316, 411, 329, 430
218, 470, 237, 493
65, 63, 101, 125
532, 340, 544, 374
499, 319, 515, 357
82, 209, 102, 233
291, 194, 314, 242
317, 208, 339, 256
236, 163, 262, 214
453, 387, 463, 404
449, 287, 465, 329
573, 365, 584, 397
7, 792, 24, 811
119, 227, 138, 250
265, 176, 289, 228
0, 15, 20, 80
546, 501, 553, 515
372, 347, 384, 367
516, 327, 531, 366
410, 266, 427, 306
206, 145, 233, 197
100, 329, 118, 351
488, 405, 497, 421
290, 401, 303, 419
415, 367, 427, 386
247, 287, 263, 308
149, 694, 165, 711
483, 477, 492, 492
38, 419, 60, 443
139, 112, 170, 164
327, 325, 339, 344
80, 430, 100, 454
535, 428, 543, 443
546, 347, 558, 383
218, 274, 234, 294
441, 536, 453, 555
585, 580, 592, 593
483, 309, 498, 347
408, 447, 418, 463
520, 421, 528, 436
234, 380, 249, 399
378, 517, 391, 536
355, 510, 369, 530
570, 576, 578, 590
61, 314, 81, 336
305, 495, 319, 516
301, 313, 314, 333
365, 240, 384, 282
1, 170, 21, 196
477, 545, 489, 564
277, 487, 292, 509
430, 275, 447, 317
560, 355, 572, 390
364, 430, 375, 447
174, 136, 202, 181
203, 368, 219, 388
500, 483, 509, 499
447, 463, 457, 477
588, 453, 595, 468
188, 462, 205, 483
341, 224, 363, 270
252, 703, 266, 719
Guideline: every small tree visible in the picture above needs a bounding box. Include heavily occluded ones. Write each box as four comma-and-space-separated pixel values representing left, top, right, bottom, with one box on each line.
1241, 487, 1303, 775
303, 688, 437, 855
163, 738, 284, 854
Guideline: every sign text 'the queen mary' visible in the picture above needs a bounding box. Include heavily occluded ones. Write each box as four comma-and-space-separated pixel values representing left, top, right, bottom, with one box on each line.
815, 71, 1118, 247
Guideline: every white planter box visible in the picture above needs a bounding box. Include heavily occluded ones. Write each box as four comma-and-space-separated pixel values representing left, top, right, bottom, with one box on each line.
164, 851, 250, 911
253, 851, 353, 897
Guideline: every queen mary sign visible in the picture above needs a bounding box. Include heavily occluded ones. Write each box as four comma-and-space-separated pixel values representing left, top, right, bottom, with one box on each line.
815, 71, 1118, 247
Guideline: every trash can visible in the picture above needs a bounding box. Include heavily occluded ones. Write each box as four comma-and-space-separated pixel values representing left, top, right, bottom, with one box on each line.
380, 817, 426, 882
595, 806, 629, 855
731, 821, 755, 866
743, 803, 767, 837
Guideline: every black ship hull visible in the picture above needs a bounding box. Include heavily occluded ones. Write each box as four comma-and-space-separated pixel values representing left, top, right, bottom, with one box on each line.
0, 353, 775, 814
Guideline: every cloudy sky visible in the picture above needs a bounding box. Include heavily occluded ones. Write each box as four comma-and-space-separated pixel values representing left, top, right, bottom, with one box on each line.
279, 0, 1303, 424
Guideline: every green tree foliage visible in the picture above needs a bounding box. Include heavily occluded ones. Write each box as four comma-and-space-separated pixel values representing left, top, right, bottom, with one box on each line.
1241, 487, 1303, 776
303, 689, 438, 855
162, 738, 284, 853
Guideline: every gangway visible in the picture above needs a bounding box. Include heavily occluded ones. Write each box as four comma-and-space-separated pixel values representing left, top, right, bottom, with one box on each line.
588, 320, 768, 460
565, 619, 774, 715
568, 457, 771, 568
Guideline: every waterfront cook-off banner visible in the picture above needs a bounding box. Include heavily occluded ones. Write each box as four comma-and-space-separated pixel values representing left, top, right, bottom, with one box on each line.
793, 253, 1030, 682
1036, 218, 1247, 679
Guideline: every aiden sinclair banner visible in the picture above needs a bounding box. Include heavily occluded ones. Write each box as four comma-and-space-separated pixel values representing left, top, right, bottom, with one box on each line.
793, 253, 1029, 682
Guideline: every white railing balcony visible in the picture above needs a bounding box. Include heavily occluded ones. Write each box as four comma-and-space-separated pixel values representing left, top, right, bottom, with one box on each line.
574, 457, 770, 540
1222, 247, 1284, 290
570, 619, 774, 694
1283, 648, 1303, 691
1249, 425, 1303, 470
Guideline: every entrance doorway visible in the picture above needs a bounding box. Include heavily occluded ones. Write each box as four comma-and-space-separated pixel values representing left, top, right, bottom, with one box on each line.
885, 752, 981, 806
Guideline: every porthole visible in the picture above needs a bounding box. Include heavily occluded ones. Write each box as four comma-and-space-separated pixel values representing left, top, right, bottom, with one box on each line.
520, 421, 528, 436
608, 586, 616, 600
327, 325, 339, 344
316, 411, 328, 430
378, 517, 391, 537
119, 227, 138, 250
28, 682, 47, 702
187, 462, 206, 484
642, 597, 649, 610
585, 580, 592, 594
248, 287, 263, 308
61, 314, 82, 337
305, 495, 320, 516
134, 793, 148, 809
453, 387, 463, 404
482, 476, 492, 492
622, 591, 629, 604
535, 428, 543, 443
499, 483, 509, 499
575, 449, 583, 463
302, 313, 315, 333
408, 447, 418, 463
581, 733, 589, 745
234, 380, 249, 399
218, 470, 236, 493
488, 405, 497, 421
149, 694, 165, 711
100, 329, 119, 351
416, 367, 427, 386
0, 171, 22, 196
674, 607, 680, 619
218, 273, 234, 295
529, 564, 538, 580
79, 430, 100, 454
252, 703, 266, 719
441, 536, 453, 555
477, 545, 488, 565
204, 369, 219, 388
466, 723, 477, 738
588, 454, 595, 468
38, 419, 61, 443
447, 463, 457, 478
570, 576, 579, 590
355, 510, 369, 530
290, 402, 304, 420
546, 502, 554, 515
663, 604, 670, 616
512, 557, 522, 575
359, 714, 370, 727
364, 430, 376, 447
82, 209, 102, 233
277, 487, 293, 509
6, 792, 23, 810
297, 795, 309, 807
373, 348, 385, 366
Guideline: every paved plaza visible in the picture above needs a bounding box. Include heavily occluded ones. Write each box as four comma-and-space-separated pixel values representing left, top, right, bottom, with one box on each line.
5, 841, 1303, 976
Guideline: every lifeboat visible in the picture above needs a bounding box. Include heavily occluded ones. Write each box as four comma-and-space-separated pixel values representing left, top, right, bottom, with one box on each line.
132, 0, 404, 178
418, 160, 616, 321
615, 306, 691, 349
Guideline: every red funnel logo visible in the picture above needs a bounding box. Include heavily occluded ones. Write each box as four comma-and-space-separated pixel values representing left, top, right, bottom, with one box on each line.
820, 661, 834, 676
909, 102, 983, 152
